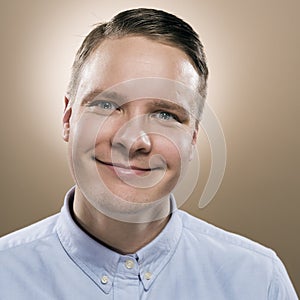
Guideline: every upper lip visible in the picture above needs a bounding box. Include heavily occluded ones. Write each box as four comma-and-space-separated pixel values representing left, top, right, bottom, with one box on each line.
94, 158, 156, 171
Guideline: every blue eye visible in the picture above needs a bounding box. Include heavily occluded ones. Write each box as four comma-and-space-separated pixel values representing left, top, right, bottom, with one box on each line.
100, 102, 111, 109
155, 111, 179, 122
87, 100, 119, 111
98, 101, 117, 110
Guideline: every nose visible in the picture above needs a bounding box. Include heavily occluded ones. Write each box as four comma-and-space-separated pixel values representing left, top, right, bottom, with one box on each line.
111, 116, 152, 158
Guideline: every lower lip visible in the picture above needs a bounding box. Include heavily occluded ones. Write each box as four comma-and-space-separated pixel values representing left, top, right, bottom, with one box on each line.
99, 161, 151, 177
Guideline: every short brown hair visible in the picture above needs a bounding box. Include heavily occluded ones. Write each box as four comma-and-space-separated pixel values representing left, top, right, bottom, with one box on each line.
67, 8, 209, 113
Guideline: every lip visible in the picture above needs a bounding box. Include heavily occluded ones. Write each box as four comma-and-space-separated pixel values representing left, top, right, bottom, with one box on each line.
94, 157, 157, 176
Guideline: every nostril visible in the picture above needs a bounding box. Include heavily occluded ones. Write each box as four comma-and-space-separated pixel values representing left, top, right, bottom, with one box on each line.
112, 130, 152, 157
110, 115, 152, 156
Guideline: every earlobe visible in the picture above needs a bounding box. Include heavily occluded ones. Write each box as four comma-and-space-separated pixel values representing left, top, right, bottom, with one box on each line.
189, 128, 198, 161
192, 127, 198, 145
63, 122, 70, 142
62, 96, 72, 142
189, 144, 195, 161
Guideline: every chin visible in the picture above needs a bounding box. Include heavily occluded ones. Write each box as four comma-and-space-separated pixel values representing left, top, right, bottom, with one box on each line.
86, 187, 171, 223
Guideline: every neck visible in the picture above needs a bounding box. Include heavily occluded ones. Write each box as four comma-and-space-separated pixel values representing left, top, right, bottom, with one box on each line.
72, 188, 171, 254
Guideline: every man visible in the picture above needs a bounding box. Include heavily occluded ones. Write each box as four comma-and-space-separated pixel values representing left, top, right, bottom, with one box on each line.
0, 8, 297, 299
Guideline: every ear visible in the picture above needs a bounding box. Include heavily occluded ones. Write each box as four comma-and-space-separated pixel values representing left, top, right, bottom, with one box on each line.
62, 96, 72, 142
192, 119, 199, 145
192, 127, 198, 145
189, 125, 199, 161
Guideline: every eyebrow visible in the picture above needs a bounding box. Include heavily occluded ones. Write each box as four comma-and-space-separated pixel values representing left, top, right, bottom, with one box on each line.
81, 90, 192, 118
81, 89, 128, 105
150, 99, 190, 117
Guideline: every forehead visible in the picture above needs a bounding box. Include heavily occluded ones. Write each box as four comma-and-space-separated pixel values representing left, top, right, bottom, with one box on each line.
74, 37, 201, 113
75, 37, 200, 118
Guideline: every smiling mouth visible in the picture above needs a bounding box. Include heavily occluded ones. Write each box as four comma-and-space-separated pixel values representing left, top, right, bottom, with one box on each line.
93, 157, 160, 174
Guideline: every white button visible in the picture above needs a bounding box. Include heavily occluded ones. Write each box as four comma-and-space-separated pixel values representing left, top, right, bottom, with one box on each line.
101, 275, 109, 284
144, 272, 152, 280
125, 259, 135, 269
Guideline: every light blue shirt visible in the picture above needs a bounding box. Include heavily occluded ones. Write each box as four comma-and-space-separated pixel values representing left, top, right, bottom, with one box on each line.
0, 187, 298, 299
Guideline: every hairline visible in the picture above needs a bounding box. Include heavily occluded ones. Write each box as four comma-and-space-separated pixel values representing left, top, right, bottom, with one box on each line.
69, 34, 205, 118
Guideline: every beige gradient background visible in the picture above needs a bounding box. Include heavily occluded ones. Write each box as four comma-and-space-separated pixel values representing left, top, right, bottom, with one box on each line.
0, 0, 299, 294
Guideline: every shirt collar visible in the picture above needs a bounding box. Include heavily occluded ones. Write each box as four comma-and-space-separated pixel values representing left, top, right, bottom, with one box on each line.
56, 186, 183, 293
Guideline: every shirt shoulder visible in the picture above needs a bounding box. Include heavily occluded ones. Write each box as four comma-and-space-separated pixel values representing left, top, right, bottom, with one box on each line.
0, 214, 59, 252
176, 210, 298, 299
178, 209, 276, 259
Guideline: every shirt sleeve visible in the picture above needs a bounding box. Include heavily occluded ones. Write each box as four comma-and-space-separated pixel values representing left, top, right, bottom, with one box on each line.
268, 255, 299, 299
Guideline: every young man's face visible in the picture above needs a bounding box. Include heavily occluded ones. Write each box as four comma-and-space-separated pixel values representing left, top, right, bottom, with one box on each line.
64, 36, 201, 221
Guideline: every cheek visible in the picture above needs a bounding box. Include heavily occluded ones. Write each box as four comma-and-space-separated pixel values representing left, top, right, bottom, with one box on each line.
154, 131, 193, 170
71, 113, 112, 154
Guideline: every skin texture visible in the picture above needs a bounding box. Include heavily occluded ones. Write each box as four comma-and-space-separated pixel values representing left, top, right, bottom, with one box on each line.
62, 36, 200, 254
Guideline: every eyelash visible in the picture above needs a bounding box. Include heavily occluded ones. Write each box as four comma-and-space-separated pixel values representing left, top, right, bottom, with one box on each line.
86, 100, 182, 123
87, 100, 120, 110
152, 111, 181, 122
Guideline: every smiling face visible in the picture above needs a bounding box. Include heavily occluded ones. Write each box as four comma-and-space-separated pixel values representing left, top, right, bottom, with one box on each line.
63, 36, 201, 221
